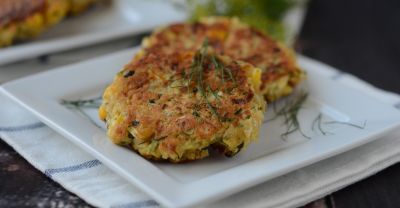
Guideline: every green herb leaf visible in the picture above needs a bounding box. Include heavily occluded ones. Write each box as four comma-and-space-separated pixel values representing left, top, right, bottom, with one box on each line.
186, 38, 238, 122
60, 96, 102, 109
234, 108, 242, 115
264, 91, 310, 139
311, 113, 366, 135
60, 96, 103, 128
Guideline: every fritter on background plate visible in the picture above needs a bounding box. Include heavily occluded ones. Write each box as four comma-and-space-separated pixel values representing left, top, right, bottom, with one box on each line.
0, 0, 100, 47
137, 17, 305, 101
99, 42, 265, 162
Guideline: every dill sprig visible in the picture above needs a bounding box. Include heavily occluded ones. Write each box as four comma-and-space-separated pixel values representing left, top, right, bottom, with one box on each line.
211, 55, 224, 84
265, 91, 310, 139
264, 92, 366, 140
60, 96, 102, 109
186, 38, 237, 121
60, 96, 103, 129
311, 112, 366, 135
311, 113, 332, 135
323, 120, 366, 129
210, 54, 236, 86
208, 85, 220, 100
188, 38, 221, 119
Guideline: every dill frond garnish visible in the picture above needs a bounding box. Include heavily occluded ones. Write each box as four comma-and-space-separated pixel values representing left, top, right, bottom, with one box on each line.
265, 91, 310, 139
211, 55, 224, 84
311, 113, 366, 135
324, 120, 366, 129
60, 96, 102, 109
208, 85, 220, 100
60, 96, 103, 128
311, 113, 331, 135
185, 38, 237, 121
265, 93, 367, 140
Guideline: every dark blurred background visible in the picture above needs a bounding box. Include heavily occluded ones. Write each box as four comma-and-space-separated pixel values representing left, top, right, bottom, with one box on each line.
298, 0, 400, 93
299, 1, 400, 207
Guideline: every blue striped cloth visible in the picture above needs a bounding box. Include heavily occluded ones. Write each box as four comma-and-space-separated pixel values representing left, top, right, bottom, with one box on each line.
1, 64, 400, 208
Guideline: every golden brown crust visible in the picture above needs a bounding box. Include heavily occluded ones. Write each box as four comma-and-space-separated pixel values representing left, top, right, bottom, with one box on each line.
100, 48, 265, 162
0, 0, 45, 27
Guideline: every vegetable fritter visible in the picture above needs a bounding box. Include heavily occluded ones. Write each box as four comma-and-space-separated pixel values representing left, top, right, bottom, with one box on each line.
137, 17, 305, 101
0, 0, 100, 47
99, 43, 265, 162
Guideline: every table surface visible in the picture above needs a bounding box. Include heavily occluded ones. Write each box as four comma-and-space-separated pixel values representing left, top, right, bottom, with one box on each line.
1, 0, 400, 207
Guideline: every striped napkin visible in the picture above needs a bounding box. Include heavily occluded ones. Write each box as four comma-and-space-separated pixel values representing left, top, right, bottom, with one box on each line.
1, 56, 400, 208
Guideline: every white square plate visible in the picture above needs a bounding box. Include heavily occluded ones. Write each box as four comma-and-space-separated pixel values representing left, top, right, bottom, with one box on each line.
1, 47, 400, 208
0, 0, 186, 65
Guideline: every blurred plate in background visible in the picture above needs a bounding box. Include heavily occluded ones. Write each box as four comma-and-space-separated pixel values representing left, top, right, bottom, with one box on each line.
0, 0, 186, 66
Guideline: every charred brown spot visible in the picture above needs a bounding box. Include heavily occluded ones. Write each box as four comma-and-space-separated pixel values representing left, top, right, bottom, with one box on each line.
244, 54, 263, 64
209, 39, 224, 52
176, 116, 196, 132
225, 142, 244, 157
211, 142, 227, 154
128, 72, 148, 89
261, 67, 282, 84
273, 47, 281, 53
191, 22, 206, 33
231, 91, 254, 105
123, 70, 135, 78
250, 27, 270, 39
132, 120, 140, 126
169, 23, 185, 33
171, 63, 179, 71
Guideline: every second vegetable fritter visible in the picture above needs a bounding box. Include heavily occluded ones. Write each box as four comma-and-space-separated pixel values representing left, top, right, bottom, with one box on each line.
137, 17, 305, 101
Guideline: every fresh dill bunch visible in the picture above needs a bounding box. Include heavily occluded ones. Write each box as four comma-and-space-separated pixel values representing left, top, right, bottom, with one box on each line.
187, 0, 295, 41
